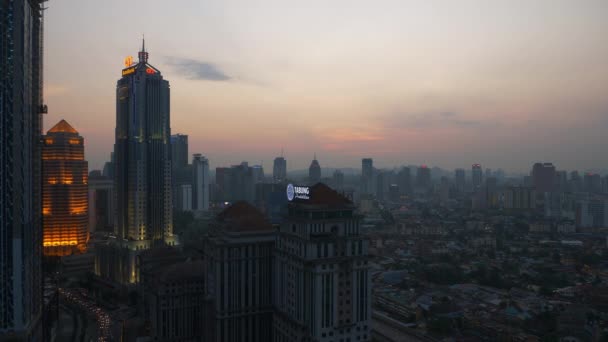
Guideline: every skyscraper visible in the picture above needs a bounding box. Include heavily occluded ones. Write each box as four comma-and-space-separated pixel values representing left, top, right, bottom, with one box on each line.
455, 168, 466, 192
361, 158, 373, 195
100, 40, 177, 284
42, 120, 89, 256
416, 165, 431, 190
274, 183, 371, 341
0, 0, 45, 338
309, 155, 321, 184
203, 202, 275, 341
273, 155, 287, 182
397, 166, 411, 195
192, 154, 209, 211
170, 133, 188, 171
531, 162, 556, 193
472, 164, 483, 189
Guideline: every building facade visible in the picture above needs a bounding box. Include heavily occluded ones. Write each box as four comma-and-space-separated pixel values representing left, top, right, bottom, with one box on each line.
0, 0, 45, 338
361, 158, 373, 195
192, 154, 209, 212
97, 40, 177, 285
42, 120, 89, 256
274, 183, 372, 342
203, 202, 275, 342
309, 156, 321, 184
472, 164, 483, 189
273, 156, 287, 183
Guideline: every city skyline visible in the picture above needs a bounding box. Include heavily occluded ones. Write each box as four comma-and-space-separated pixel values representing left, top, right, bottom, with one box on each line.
44, 0, 608, 172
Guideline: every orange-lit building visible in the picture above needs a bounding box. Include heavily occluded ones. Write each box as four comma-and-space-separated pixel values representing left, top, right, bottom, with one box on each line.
42, 120, 89, 256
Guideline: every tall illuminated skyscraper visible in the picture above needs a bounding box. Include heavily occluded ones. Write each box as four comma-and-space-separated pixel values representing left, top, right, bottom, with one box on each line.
114, 39, 174, 244
98, 40, 177, 284
0, 0, 45, 338
42, 120, 89, 256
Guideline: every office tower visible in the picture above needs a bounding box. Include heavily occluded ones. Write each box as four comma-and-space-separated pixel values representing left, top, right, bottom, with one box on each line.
251, 164, 265, 183
174, 184, 192, 211
215, 162, 257, 204
361, 158, 373, 194
192, 154, 209, 211
416, 165, 431, 190
555, 170, 568, 192
397, 166, 411, 195
389, 184, 400, 202
584, 173, 602, 193
472, 164, 483, 189
99, 40, 177, 284
102, 152, 114, 180
273, 155, 287, 182
274, 183, 371, 342
170, 134, 188, 171
203, 202, 275, 341
376, 170, 385, 200
0, 0, 45, 338
503, 186, 536, 210
309, 155, 321, 184
485, 168, 492, 179
570, 170, 582, 192
333, 169, 344, 190
42, 120, 89, 256
577, 198, 608, 228
531, 162, 556, 193
88, 176, 114, 233
455, 168, 466, 192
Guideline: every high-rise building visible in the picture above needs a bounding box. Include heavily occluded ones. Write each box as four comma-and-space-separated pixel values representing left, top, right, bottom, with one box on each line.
416, 165, 431, 190
569, 170, 582, 192
203, 202, 275, 341
99, 40, 177, 284
273, 155, 287, 182
503, 186, 536, 210
333, 169, 344, 190
274, 183, 371, 341
309, 155, 321, 184
376, 170, 386, 200
102, 152, 115, 180
531, 162, 556, 193
170, 134, 188, 171
583, 173, 602, 193
88, 176, 114, 233
42, 120, 89, 256
472, 164, 483, 189
192, 154, 209, 211
0, 0, 45, 338
361, 158, 373, 194
455, 168, 466, 192
397, 166, 411, 195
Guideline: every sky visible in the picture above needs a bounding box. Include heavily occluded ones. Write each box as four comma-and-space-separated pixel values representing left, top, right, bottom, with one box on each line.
44, 0, 608, 173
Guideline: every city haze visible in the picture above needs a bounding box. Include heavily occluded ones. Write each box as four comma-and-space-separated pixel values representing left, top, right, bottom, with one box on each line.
44, 0, 608, 171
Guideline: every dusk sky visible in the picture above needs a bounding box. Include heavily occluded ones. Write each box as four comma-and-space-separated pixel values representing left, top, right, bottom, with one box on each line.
44, 0, 608, 173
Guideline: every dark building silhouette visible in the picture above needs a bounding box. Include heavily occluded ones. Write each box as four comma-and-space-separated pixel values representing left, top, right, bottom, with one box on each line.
361, 158, 374, 195
531, 162, 556, 193
309, 155, 321, 184
398, 166, 411, 195
416, 165, 431, 190
0, 0, 45, 338
97, 40, 178, 285
472, 163, 483, 189
42, 120, 89, 256
273, 155, 287, 182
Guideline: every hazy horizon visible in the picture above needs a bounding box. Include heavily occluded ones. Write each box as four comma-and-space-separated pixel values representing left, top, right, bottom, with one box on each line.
44, 0, 608, 172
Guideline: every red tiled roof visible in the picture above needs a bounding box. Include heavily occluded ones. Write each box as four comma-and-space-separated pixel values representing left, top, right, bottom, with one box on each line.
218, 201, 273, 232
293, 183, 352, 206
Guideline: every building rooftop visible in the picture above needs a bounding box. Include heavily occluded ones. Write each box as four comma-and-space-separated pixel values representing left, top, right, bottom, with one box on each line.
158, 260, 204, 283
292, 182, 353, 207
48, 119, 78, 134
218, 201, 273, 232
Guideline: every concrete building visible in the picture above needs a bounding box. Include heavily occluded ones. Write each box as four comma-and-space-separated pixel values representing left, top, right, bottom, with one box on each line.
88, 177, 114, 233
0, 0, 45, 338
42, 120, 89, 256
309, 155, 322, 184
274, 183, 372, 342
97, 40, 178, 285
273, 156, 287, 182
361, 158, 374, 195
472, 164, 483, 189
203, 202, 275, 342
192, 154, 210, 212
